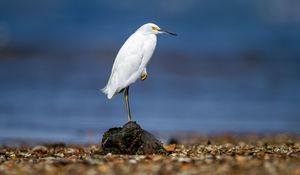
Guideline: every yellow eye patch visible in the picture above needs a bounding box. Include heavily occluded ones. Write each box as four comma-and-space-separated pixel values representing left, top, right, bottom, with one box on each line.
152, 26, 160, 31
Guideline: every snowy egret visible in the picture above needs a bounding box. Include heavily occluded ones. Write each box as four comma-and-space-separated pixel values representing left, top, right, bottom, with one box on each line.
102, 23, 176, 122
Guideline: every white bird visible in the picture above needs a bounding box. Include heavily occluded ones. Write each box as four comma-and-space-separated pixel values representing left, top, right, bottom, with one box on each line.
102, 23, 176, 122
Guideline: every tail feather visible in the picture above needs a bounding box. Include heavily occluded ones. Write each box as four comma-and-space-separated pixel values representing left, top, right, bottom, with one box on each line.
101, 85, 115, 99
101, 86, 107, 95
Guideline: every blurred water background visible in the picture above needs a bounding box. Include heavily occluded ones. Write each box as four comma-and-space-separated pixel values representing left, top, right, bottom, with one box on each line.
0, 0, 300, 144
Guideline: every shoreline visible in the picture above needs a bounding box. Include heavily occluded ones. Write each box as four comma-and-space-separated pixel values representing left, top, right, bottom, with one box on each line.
1, 134, 299, 174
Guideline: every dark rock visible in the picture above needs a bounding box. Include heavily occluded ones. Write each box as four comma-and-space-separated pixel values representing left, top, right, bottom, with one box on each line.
53, 159, 71, 166
207, 140, 211, 145
101, 121, 167, 155
168, 137, 179, 145
44, 143, 66, 148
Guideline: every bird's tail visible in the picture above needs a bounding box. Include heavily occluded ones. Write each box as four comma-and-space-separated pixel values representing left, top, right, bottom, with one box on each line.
101, 85, 114, 99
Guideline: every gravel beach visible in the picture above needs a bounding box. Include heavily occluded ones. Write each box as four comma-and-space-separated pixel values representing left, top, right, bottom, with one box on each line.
0, 134, 299, 175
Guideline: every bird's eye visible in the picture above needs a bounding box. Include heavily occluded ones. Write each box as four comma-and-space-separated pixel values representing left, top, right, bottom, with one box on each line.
152, 26, 160, 31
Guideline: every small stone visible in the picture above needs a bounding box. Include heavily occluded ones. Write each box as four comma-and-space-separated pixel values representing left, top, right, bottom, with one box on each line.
170, 153, 178, 157
137, 155, 146, 160
106, 153, 112, 156
65, 148, 76, 155
19, 152, 31, 158
129, 159, 137, 164
152, 155, 164, 162
32, 145, 48, 154
236, 155, 247, 164
9, 153, 16, 160
43, 156, 56, 163
178, 157, 191, 163
53, 159, 71, 165
168, 137, 179, 144
164, 144, 176, 152
54, 153, 64, 158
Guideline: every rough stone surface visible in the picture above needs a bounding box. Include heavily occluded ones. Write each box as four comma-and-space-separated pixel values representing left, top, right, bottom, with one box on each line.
101, 121, 167, 155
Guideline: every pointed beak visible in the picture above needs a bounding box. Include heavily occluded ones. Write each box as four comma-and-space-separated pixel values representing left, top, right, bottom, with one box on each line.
160, 29, 177, 36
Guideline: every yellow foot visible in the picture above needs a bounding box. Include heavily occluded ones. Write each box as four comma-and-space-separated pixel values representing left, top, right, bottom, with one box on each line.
140, 73, 147, 81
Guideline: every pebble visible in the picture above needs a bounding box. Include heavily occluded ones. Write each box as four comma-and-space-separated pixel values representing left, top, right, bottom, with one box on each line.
178, 157, 191, 163
0, 134, 298, 175
106, 153, 112, 156
164, 144, 176, 152
129, 159, 137, 164
54, 153, 64, 158
32, 145, 48, 153
65, 148, 76, 154
19, 152, 31, 158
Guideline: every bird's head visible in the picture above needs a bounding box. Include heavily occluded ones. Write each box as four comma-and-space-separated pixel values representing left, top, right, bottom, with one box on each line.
138, 23, 177, 36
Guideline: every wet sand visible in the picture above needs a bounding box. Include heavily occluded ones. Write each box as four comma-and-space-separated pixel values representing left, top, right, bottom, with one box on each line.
0, 134, 299, 175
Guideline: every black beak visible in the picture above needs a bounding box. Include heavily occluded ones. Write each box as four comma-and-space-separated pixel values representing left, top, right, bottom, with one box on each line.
160, 29, 177, 36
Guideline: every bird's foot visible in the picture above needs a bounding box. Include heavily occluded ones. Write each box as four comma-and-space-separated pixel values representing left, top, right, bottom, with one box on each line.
140, 73, 147, 81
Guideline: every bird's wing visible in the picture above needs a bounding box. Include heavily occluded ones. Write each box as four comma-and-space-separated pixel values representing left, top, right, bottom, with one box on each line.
137, 35, 157, 75
124, 35, 156, 85
105, 33, 144, 96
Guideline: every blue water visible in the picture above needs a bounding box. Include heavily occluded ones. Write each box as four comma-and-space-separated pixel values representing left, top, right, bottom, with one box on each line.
0, 52, 299, 143
0, 0, 300, 143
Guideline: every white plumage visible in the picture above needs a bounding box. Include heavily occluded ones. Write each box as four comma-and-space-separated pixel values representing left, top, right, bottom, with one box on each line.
102, 23, 176, 121
102, 23, 157, 99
